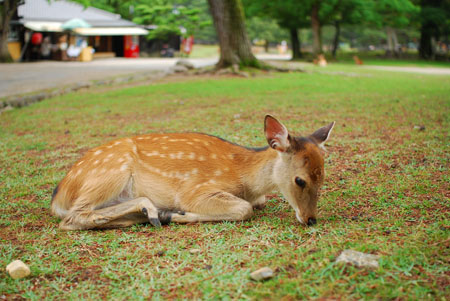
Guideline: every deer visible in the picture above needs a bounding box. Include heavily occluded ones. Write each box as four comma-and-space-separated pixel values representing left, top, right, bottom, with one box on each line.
51, 115, 335, 230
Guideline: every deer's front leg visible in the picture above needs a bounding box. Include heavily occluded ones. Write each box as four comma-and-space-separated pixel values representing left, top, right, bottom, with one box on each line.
166, 190, 253, 224
251, 195, 267, 210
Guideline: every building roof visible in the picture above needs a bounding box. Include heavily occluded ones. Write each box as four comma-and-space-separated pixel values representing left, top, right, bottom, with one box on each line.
18, 0, 136, 27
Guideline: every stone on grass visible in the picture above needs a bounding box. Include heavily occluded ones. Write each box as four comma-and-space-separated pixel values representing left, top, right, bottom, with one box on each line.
336, 250, 380, 268
413, 125, 425, 131
6, 260, 31, 279
176, 59, 195, 70
172, 65, 189, 73
189, 248, 201, 254
250, 267, 274, 281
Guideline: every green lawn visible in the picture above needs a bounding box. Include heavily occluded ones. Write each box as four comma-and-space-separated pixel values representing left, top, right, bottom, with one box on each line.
0, 66, 449, 299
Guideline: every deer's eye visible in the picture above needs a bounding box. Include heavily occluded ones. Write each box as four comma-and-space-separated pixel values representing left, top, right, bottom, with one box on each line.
295, 177, 306, 188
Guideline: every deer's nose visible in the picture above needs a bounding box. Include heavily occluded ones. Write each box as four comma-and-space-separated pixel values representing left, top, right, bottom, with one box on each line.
307, 218, 317, 226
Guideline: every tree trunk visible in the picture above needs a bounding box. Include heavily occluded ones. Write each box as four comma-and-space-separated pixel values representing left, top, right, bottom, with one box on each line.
419, 21, 434, 59
331, 21, 340, 58
208, 0, 258, 68
289, 27, 302, 60
311, 2, 323, 56
0, 0, 18, 62
385, 27, 400, 58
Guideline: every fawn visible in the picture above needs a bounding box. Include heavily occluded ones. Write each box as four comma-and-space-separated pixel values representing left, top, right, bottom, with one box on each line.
51, 115, 334, 230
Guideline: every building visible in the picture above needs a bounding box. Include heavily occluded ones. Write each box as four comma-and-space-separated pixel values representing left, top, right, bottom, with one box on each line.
8, 0, 148, 61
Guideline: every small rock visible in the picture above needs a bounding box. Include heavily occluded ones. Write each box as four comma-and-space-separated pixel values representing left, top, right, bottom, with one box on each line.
189, 248, 201, 254
413, 125, 425, 131
155, 250, 165, 257
336, 250, 380, 268
6, 260, 31, 279
172, 65, 189, 73
250, 267, 274, 281
0, 105, 13, 113
176, 59, 195, 70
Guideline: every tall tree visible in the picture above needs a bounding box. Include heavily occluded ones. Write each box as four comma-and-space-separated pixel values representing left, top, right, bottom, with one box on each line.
0, 0, 22, 62
372, 0, 418, 57
243, 0, 309, 59
207, 0, 258, 68
418, 0, 449, 59
328, 0, 376, 58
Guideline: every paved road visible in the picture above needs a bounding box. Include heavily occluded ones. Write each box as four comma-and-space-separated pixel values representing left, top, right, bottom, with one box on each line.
1, 54, 449, 98
0, 57, 218, 98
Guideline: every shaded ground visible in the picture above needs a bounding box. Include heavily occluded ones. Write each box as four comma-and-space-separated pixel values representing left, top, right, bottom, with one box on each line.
0, 64, 449, 299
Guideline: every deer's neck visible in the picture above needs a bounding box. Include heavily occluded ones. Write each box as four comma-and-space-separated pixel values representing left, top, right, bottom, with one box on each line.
241, 148, 279, 199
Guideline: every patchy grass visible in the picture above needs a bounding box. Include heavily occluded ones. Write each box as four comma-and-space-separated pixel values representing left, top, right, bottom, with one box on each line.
0, 65, 449, 299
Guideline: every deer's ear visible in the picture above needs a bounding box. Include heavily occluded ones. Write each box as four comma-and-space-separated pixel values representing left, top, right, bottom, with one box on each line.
264, 115, 290, 152
310, 122, 335, 149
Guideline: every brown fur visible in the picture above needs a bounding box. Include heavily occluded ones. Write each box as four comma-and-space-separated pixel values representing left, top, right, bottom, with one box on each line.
51, 116, 334, 230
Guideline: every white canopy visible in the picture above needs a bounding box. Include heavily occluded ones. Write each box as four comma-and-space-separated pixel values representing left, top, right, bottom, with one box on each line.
24, 21, 63, 32
73, 27, 148, 36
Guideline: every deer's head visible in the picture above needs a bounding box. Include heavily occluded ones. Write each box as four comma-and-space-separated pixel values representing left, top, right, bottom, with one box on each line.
265, 115, 335, 226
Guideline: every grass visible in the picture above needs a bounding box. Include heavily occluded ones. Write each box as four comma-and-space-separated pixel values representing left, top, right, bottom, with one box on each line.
0, 64, 449, 299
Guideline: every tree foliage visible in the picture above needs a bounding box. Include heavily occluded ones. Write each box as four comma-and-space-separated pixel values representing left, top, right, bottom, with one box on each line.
133, 0, 207, 40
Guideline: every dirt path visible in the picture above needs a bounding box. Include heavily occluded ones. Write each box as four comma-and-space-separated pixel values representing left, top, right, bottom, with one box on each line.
364, 65, 450, 75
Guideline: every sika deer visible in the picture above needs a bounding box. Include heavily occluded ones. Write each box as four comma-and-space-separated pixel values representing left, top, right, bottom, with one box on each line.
51, 115, 334, 230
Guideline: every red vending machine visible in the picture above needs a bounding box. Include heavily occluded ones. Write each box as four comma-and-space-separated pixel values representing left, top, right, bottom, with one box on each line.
124, 35, 139, 58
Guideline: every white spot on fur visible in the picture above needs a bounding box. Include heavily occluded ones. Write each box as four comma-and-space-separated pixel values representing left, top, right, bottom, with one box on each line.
137, 137, 144, 140
145, 151, 159, 157
224, 167, 230, 172
118, 157, 125, 163
214, 170, 223, 176
160, 154, 166, 158
176, 152, 184, 159
75, 169, 82, 176
107, 145, 113, 149
162, 146, 168, 150
76, 160, 84, 166
187, 142, 194, 145
120, 164, 128, 172
94, 150, 103, 156
162, 136, 169, 139
188, 152, 196, 160
169, 139, 179, 142
114, 141, 121, 146
210, 153, 217, 159
169, 153, 176, 159
94, 160, 99, 165
152, 137, 160, 141
198, 155, 206, 161
203, 141, 210, 146
191, 168, 198, 175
